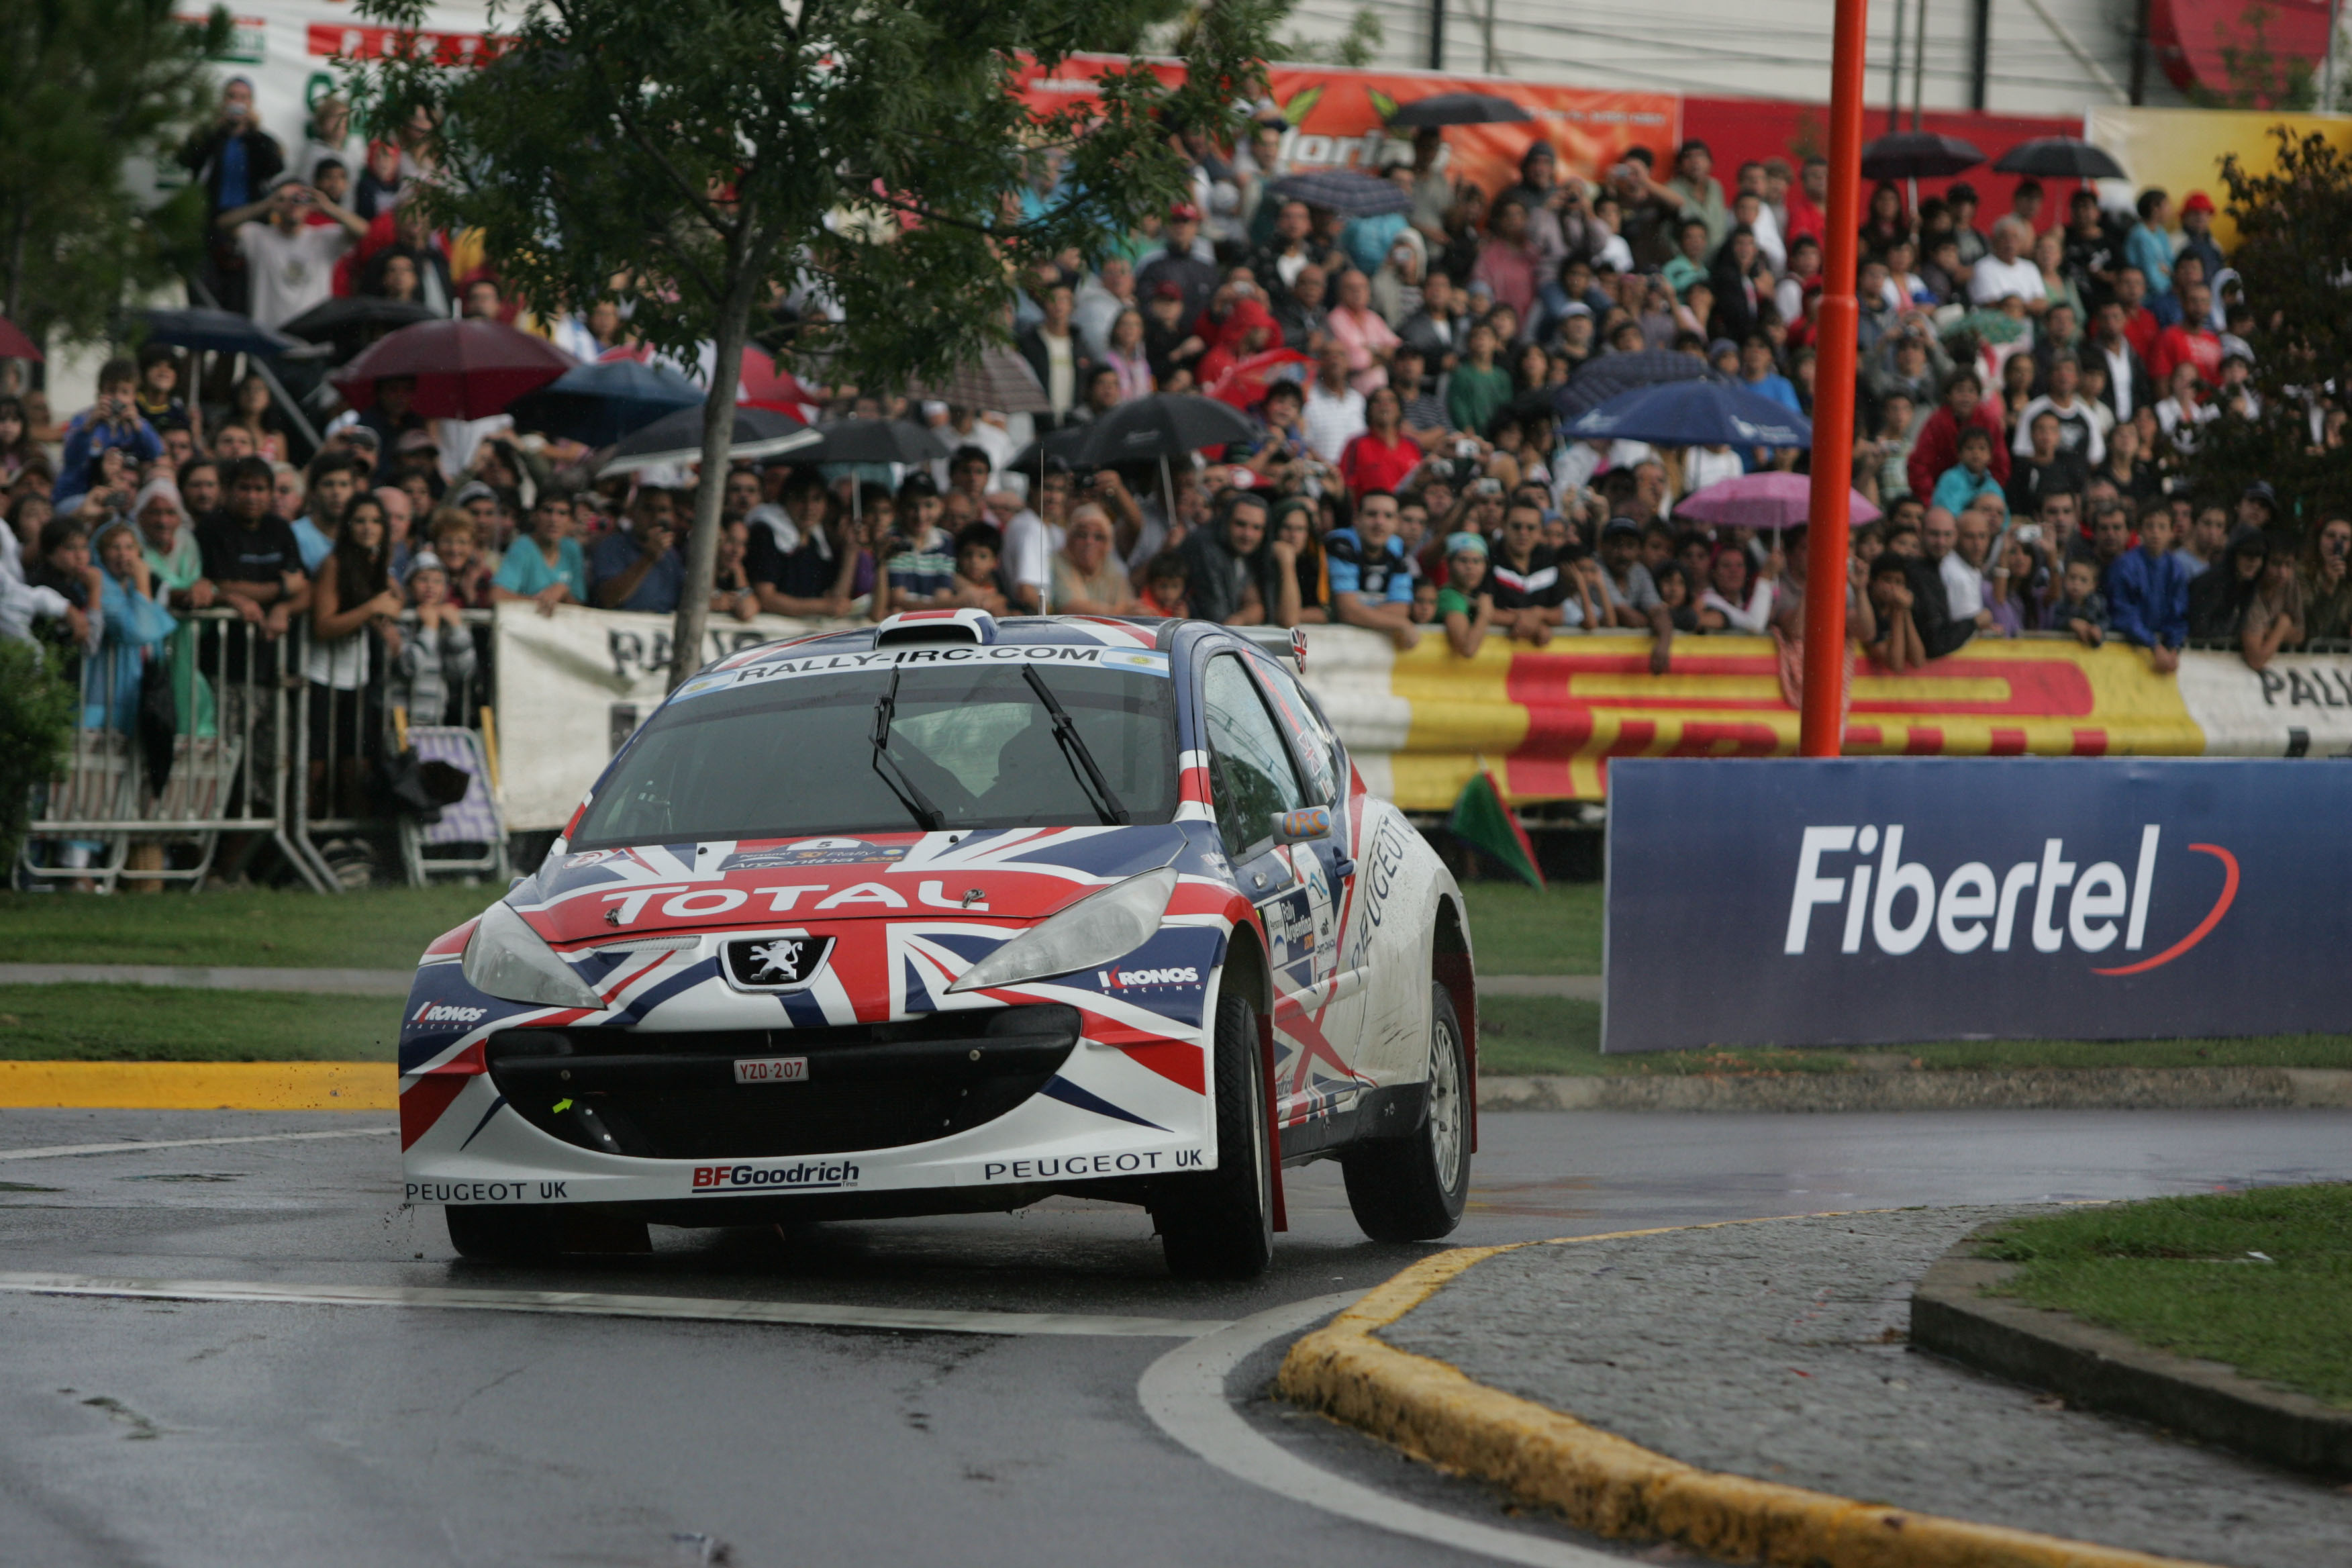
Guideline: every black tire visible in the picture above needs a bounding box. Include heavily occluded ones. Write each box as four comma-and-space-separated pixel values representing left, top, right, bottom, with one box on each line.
1158, 987, 1275, 1281
445, 1204, 558, 1261
1342, 982, 1470, 1242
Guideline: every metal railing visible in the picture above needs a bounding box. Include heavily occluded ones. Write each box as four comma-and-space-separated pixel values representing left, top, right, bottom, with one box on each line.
22, 607, 504, 894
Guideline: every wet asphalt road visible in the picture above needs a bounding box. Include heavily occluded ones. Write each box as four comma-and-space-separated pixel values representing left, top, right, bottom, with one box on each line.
3, 1106, 2347, 1568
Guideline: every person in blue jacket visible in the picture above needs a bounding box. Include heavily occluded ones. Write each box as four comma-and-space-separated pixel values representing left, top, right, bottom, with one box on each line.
2103, 501, 2190, 673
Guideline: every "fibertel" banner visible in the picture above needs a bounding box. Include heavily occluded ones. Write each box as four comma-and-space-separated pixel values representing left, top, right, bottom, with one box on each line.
1600, 758, 2346, 1052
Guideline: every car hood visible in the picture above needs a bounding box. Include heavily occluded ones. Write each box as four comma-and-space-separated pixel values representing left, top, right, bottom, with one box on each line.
518, 826, 1194, 950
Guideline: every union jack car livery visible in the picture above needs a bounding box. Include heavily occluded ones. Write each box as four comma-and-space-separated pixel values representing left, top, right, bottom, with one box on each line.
402, 609, 1473, 1277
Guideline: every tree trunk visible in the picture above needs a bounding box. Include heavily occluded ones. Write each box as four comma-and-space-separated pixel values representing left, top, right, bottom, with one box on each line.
667, 273, 759, 690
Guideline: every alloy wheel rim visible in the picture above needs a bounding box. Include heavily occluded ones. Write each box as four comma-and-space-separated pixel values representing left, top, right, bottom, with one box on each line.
1428, 1014, 1463, 1193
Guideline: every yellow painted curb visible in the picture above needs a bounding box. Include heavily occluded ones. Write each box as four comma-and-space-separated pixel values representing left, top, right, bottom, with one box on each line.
1276, 1217, 2217, 1568
0, 1061, 399, 1112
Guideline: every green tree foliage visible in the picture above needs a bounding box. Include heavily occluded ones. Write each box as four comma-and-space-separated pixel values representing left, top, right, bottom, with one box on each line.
0, 0, 230, 337
349, 0, 1277, 685
0, 640, 78, 869
2173, 128, 2352, 528
1275, 5, 1386, 68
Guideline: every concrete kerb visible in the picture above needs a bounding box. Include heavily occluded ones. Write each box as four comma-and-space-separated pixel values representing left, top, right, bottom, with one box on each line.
1911, 1228, 2352, 1479
1478, 1067, 2352, 1113
1275, 1219, 2222, 1568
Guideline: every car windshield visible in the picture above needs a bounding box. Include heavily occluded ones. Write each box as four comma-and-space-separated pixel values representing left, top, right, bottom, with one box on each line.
570, 653, 1180, 847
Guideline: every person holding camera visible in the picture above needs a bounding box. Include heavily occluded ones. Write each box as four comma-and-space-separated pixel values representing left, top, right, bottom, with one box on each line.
54, 360, 163, 511
215, 173, 366, 330
178, 78, 286, 316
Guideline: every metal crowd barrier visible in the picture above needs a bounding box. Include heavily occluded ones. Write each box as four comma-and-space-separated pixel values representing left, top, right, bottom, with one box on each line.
21, 607, 505, 894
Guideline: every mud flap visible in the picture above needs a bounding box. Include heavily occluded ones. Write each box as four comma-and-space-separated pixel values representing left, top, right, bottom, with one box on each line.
1256, 1010, 1287, 1232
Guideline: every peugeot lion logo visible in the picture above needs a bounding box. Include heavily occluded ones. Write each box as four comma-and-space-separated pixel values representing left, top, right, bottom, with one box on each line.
723, 934, 837, 991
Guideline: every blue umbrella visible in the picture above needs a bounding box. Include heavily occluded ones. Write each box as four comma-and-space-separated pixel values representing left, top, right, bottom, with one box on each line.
138, 307, 302, 358
507, 357, 705, 446
1555, 349, 1720, 420
1563, 379, 1812, 450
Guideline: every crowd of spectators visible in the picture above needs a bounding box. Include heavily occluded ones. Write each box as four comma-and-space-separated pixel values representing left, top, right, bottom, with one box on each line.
3, 77, 2347, 806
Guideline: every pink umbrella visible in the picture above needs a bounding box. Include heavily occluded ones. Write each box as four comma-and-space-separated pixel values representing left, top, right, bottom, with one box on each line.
332, 318, 575, 420
1673, 471, 1881, 531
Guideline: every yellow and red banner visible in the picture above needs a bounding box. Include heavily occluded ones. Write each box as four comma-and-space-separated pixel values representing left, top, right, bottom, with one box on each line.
1297, 628, 2339, 812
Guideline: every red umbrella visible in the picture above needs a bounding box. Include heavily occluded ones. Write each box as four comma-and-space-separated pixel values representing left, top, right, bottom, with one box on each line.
1204, 346, 1311, 410
332, 318, 575, 420
0, 317, 43, 362
738, 346, 823, 421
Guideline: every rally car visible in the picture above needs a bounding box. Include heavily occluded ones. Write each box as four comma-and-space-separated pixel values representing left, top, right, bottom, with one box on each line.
399, 609, 1474, 1279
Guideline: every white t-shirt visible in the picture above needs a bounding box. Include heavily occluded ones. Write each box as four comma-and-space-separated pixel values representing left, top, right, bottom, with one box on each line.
237, 222, 353, 330
1939, 550, 1986, 618
1967, 254, 2046, 308
1301, 383, 1367, 463
1001, 509, 1065, 606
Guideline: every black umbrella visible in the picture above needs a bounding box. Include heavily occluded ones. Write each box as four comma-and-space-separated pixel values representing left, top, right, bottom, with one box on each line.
805, 418, 950, 467
1859, 131, 1985, 181
279, 296, 442, 359
1265, 170, 1412, 217
1384, 93, 1531, 128
1007, 425, 1089, 474
137, 307, 301, 358
1993, 137, 2127, 181
596, 403, 819, 477
1555, 349, 1722, 420
507, 358, 704, 446
1061, 394, 1257, 469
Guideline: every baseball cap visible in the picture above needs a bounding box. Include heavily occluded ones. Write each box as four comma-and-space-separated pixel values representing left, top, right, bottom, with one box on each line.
1445, 531, 1488, 557
2242, 481, 2278, 510
450, 479, 497, 509
1602, 517, 1642, 538
2182, 191, 2215, 215
396, 428, 439, 453
1169, 201, 1201, 222
1151, 281, 1185, 301
404, 550, 446, 580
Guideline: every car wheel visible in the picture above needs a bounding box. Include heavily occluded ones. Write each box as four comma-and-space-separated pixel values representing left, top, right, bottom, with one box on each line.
445, 1204, 558, 1261
1341, 981, 1469, 1242
1157, 989, 1274, 1281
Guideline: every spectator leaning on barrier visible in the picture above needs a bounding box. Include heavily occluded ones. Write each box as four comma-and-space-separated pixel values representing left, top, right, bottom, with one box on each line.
2302, 516, 2352, 642
390, 552, 477, 728
2104, 502, 2190, 673
1324, 489, 1418, 650
1435, 532, 1495, 658
493, 491, 585, 616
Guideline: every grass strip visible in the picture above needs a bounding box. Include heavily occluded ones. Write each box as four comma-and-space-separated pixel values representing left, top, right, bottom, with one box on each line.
0, 985, 401, 1061
1975, 1185, 2352, 1409
0, 886, 491, 971
1459, 881, 1602, 976
1475, 995, 2352, 1077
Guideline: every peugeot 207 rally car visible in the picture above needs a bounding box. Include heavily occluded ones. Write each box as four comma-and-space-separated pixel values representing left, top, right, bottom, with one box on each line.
401, 609, 1473, 1279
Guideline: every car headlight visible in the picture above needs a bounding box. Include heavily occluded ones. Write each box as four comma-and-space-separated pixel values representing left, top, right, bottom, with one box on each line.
461, 901, 607, 1010
947, 867, 1179, 993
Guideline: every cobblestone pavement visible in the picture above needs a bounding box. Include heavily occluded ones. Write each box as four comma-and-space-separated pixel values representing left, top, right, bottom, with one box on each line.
1382, 1207, 2350, 1567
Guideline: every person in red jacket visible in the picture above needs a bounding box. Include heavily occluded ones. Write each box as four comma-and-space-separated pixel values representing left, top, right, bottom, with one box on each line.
1339, 386, 1424, 499
1906, 370, 2011, 501
2149, 279, 2222, 389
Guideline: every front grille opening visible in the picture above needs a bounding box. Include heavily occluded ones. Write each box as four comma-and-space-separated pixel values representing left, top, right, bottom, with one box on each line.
484, 1003, 1080, 1160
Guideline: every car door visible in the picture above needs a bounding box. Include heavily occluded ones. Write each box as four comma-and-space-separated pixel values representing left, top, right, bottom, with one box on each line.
1199, 654, 1351, 1126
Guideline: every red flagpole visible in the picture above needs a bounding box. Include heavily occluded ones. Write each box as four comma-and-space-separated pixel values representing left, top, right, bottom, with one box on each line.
1798, 0, 1873, 756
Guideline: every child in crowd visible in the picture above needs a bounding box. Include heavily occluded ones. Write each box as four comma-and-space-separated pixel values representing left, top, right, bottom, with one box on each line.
2052, 557, 2108, 646
1864, 553, 1924, 672
389, 552, 480, 728
428, 509, 496, 609
1930, 426, 2004, 516
1411, 579, 1440, 627
1136, 552, 1189, 618
1434, 533, 1493, 658
950, 522, 1010, 614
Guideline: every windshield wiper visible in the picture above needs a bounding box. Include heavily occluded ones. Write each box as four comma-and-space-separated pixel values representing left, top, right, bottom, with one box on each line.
871, 663, 945, 831
1021, 665, 1129, 826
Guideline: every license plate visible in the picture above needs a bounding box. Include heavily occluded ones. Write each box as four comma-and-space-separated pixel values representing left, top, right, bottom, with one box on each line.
732, 1056, 809, 1085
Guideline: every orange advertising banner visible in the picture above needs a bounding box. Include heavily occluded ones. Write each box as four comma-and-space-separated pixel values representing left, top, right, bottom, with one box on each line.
1013, 54, 1678, 191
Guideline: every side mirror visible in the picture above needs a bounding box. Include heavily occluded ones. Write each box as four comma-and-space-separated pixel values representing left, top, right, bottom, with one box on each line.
1271, 806, 1331, 846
